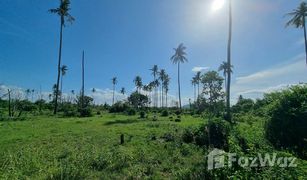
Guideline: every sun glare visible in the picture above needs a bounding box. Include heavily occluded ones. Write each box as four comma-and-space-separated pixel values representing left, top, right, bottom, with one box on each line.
211, 0, 225, 11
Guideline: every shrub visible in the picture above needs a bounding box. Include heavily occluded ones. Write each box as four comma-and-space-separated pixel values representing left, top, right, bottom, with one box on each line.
109, 102, 130, 113
152, 115, 158, 121
182, 128, 194, 143
161, 110, 169, 117
175, 110, 182, 116
139, 111, 146, 118
175, 118, 181, 122
265, 85, 307, 159
127, 108, 136, 116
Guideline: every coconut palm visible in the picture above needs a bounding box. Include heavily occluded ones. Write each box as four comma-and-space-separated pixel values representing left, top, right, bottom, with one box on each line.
60, 65, 68, 102
150, 65, 159, 107
133, 76, 143, 93
111, 77, 117, 105
163, 74, 170, 107
286, 2, 307, 64
25, 89, 31, 100
120, 87, 126, 95
191, 77, 197, 103
49, 0, 75, 114
159, 69, 167, 107
218, 61, 233, 91
31, 89, 35, 102
171, 43, 188, 109
195, 71, 202, 99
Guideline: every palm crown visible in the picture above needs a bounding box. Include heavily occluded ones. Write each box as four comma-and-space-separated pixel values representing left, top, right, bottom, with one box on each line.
49, 0, 75, 26
286, 2, 307, 28
171, 43, 188, 64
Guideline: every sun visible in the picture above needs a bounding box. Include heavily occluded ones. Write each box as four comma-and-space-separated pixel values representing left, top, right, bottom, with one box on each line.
211, 0, 225, 11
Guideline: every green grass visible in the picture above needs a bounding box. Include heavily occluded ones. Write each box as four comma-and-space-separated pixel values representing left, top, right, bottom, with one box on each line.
0, 113, 306, 179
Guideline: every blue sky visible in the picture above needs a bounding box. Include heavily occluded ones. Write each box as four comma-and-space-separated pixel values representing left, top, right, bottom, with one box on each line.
0, 0, 307, 104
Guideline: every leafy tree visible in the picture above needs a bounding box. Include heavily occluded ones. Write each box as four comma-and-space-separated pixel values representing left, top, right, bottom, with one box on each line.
128, 91, 149, 109
286, 2, 307, 64
49, 0, 75, 115
201, 71, 224, 115
231, 95, 254, 113
159, 69, 167, 107
171, 43, 188, 109
76, 95, 93, 117
265, 85, 307, 159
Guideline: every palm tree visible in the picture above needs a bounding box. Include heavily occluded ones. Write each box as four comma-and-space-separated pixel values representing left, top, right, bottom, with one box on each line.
120, 87, 126, 95
150, 65, 159, 107
171, 43, 188, 109
60, 65, 68, 102
25, 89, 31, 100
133, 76, 143, 93
286, 2, 307, 64
111, 77, 117, 105
226, 0, 233, 121
49, 0, 75, 115
163, 74, 170, 107
218, 61, 233, 91
81, 51, 85, 110
31, 89, 35, 102
195, 71, 201, 99
159, 69, 167, 107
191, 77, 197, 103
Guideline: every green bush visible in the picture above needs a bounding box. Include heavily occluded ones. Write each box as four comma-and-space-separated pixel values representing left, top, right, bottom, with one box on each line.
127, 108, 136, 116
109, 102, 130, 113
182, 128, 194, 143
139, 111, 146, 118
161, 110, 169, 117
265, 85, 307, 159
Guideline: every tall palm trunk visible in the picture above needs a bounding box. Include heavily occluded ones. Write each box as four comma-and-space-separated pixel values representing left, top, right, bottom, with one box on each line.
177, 63, 182, 109
54, 18, 64, 115
112, 84, 115, 105
303, 15, 307, 65
60, 75, 63, 103
226, 0, 232, 121
161, 85, 163, 108
194, 84, 196, 104
8, 89, 11, 117
81, 51, 85, 109
166, 91, 168, 108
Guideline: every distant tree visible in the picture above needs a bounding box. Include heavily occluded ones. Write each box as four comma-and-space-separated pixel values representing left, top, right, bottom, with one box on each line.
150, 65, 159, 107
201, 71, 224, 115
111, 77, 117, 105
60, 65, 68, 102
49, 0, 75, 114
159, 69, 167, 107
120, 87, 126, 95
133, 76, 143, 93
163, 74, 170, 107
218, 61, 233, 92
191, 77, 197, 103
286, 2, 307, 64
76, 95, 93, 117
195, 71, 202, 98
25, 89, 31, 100
31, 89, 35, 102
171, 43, 188, 109
128, 91, 149, 108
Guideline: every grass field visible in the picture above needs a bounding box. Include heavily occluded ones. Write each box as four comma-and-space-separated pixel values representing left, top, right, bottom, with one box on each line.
0, 113, 306, 179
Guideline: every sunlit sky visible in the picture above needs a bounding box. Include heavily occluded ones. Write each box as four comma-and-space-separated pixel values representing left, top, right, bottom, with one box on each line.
0, 0, 306, 104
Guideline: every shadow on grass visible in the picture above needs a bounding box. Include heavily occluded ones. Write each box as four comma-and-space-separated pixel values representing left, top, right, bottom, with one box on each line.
104, 119, 139, 126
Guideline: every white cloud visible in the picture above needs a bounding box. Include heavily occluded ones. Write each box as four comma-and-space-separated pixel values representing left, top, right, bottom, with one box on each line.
231, 54, 307, 103
192, 66, 210, 72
